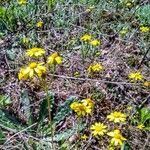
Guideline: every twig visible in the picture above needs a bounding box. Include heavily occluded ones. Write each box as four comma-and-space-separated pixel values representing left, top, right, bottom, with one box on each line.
1, 123, 37, 148
142, 133, 150, 150
138, 48, 150, 69
48, 73, 141, 86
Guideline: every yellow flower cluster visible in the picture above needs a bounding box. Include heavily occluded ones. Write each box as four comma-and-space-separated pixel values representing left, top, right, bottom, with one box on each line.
18, 0, 27, 5
26, 47, 45, 57
128, 71, 143, 81
120, 28, 128, 36
90, 124, 126, 146
143, 81, 150, 88
80, 134, 88, 140
18, 47, 62, 80
70, 98, 94, 117
80, 34, 92, 42
85, 6, 95, 12
47, 52, 62, 65
136, 123, 145, 130
22, 37, 29, 44
90, 122, 107, 136
80, 34, 101, 46
107, 111, 126, 123
88, 63, 103, 73
107, 130, 126, 146
89, 111, 127, 146
18, 62, 46, 80
140, 26, 149, 33
126, 2, 133, 8
90, 40, 100, 46
36, 21, 44, 28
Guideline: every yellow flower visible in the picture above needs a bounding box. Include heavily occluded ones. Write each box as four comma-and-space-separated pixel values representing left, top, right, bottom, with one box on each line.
107, 111, 126, 123
107, 130, 126, 146
143, 81, 150, 88
90, 122, 107, 136
85, 6, 95, 12
70, 102, 79, 110
90, 39, 100, 46
36, 21, 44, 28
140, 26, 149, 33
81, 98, 94, 108
120, 28, 128, 35
127, 106, 132, 110
70, 101, 92, 116
26, 47, 45, 57
77, 103, 92, 116
137, 124, 145, 130
47, 52, 62, 65
18, 68, 28, 80
80, 134, 88, 140
22, 37, 29, 44
126, 2, 133, 8
88, 63, 103, 73
128, 71, 144, 81
80, 34, 92, 42
74, 71, 80, 77
89, 6, 95, 9
18, 0, 27, 5
18, 62, 46, 80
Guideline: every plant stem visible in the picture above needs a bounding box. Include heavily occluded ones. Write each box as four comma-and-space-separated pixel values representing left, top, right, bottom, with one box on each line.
48, 0, 55, 12
43, 79, 54, 150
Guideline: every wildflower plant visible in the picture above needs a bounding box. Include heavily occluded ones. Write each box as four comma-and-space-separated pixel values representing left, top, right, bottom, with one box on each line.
2, 0, 150, 149
47, 52, 63, 72
90, 39, 100, 46
80, 134, 88, 140
18, 62, 46, 80
26, 47, 45, 58
137, 123, 145, 130
18, 47, 63, 149
143, 81, 150, 88
80, 34, 91, 59
80, 34, 101, 59
47, 52, 62, 65
107, 130, 127, 146
70, 98, 94, 117
88, 63, 103, 73
90, 122, 107, 137
128, 71, 144, 82
36, 21, 44, 28
140, 26, 149, 33
80, 34, 92, 42
107, 111, 127, 123
18, 0, 27, 5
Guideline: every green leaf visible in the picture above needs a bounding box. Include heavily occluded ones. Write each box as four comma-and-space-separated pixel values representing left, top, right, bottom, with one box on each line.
38, 91, 55, 122
0, 129, 5, 144
47, 0, 57, 12
20, 90, 31, 124
144, 126, 150, 131
136, 4, 150, 25
6, 49, 16, 60
0, 95, 11, 108
0, 110, 24, 131
0, 6, 6, 16
43, 122, 85, 142
53, 96, 77, 124
140, 107, 150, 123
54, 122, 85, 142
121, 142, 131, 150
